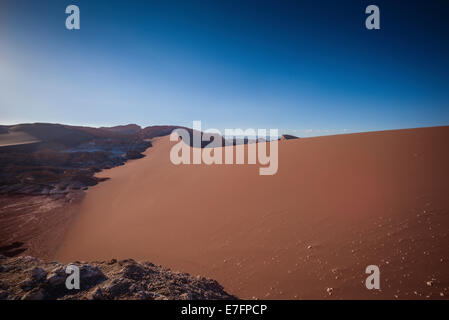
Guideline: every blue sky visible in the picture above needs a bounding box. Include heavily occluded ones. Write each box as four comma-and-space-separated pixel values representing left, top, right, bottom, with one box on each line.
1, 0, 448, 136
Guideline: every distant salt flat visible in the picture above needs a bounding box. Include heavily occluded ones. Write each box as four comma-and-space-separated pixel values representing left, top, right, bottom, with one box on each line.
0, 131, 41, 147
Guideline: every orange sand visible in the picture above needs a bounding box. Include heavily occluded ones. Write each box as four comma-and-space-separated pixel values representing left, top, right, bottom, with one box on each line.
56, 126, 449, 299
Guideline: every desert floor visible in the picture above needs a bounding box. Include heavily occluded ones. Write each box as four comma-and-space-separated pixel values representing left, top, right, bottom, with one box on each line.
56, 127, 449, 299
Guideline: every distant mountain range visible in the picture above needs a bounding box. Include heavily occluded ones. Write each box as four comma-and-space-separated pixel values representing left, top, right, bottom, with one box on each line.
0, 123, 187, 195
0, 123, 190, 150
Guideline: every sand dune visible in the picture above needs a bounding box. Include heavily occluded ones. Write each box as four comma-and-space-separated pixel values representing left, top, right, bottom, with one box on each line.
56, 126, 449, 299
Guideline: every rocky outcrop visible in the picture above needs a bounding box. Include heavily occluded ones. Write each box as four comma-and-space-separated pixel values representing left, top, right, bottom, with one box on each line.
281, 134, 299, 140
0, 255, 237, 300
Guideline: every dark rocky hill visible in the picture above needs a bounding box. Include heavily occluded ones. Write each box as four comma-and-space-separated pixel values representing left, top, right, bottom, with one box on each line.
0, 122, 243, 195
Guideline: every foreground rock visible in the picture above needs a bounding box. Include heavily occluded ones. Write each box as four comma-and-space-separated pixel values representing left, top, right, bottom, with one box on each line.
0, 255, 237, 300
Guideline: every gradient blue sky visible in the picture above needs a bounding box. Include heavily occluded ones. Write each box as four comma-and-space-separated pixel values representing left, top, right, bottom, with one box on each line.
1, 0, 448, 136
